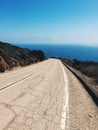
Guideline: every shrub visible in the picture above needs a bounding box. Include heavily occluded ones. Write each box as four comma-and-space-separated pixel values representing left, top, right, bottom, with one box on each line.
0, 64, 5, 72
72, 59, 98, 84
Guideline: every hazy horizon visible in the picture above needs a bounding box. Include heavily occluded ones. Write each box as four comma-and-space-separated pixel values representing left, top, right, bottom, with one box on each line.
1, 40, 98, 47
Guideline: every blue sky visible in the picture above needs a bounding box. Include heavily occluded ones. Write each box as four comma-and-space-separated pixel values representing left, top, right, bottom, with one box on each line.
0, 0, 98, 45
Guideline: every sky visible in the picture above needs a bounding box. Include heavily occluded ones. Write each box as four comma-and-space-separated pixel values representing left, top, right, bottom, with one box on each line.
0, 0, 98, 46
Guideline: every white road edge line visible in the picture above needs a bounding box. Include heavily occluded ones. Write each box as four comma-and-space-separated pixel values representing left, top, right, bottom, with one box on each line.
59, 61, 69, 130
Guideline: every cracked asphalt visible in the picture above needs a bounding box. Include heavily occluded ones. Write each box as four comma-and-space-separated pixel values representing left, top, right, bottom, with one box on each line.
0, 59, 97, 130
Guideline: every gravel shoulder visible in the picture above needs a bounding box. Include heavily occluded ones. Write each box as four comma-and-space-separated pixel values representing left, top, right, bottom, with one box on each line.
66, 64, 98, 100
64, 65, 98, 130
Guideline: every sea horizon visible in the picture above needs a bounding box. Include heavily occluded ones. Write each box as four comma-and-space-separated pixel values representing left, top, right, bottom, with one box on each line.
12, 43, 98, 62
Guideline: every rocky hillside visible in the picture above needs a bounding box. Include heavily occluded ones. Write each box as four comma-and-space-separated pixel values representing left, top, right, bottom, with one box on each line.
0, 41, 45, 72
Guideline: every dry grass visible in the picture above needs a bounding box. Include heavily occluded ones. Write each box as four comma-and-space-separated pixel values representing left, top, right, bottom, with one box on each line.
72, 59, 98, 84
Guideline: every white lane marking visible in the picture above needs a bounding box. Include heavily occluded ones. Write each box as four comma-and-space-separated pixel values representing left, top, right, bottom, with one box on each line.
59, 61, 69, 130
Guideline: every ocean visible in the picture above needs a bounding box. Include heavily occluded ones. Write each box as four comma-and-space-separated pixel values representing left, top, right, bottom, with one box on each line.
12, 43, 98, 62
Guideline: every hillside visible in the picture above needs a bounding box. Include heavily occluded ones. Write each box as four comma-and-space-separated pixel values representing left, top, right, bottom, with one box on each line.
61, 58, 98, 98
61, 58, 98, 84
0, 41, 45, 72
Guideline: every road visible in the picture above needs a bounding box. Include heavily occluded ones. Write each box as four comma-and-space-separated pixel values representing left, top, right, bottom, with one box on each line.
0, 59, 97, 130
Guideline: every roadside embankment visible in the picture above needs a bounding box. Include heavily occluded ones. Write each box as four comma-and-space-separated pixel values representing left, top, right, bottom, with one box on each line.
61, 59, 98, 106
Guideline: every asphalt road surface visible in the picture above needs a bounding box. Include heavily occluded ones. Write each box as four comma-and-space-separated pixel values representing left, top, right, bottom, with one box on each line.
0, 59, 97, 130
